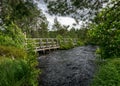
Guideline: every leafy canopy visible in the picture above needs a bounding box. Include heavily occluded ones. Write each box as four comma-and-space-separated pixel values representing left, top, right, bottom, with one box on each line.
44, 0, 108, 21
88, 0, 120, 58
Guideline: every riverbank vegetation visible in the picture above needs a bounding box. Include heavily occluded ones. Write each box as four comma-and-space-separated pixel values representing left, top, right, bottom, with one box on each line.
88, 0, 120, 85
56, 35, 84, 50
0, 0, 40, 85
0, 0, 120, 85
0, 0, 86, 85
91, 58, 120, 86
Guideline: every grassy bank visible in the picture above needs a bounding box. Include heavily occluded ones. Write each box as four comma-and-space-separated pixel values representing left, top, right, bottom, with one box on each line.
91, 58, 120, 86
0, 45, 39, 86
0, 57, 30, 86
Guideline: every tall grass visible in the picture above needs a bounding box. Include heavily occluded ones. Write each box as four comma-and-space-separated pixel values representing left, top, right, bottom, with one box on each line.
0, 57, 32, 86
0, 45, 26, 59
91, 58, 120, 86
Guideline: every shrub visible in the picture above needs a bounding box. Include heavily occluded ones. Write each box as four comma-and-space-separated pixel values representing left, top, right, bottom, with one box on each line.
26, 38, 36, 55
91, 58, 120, 86
0, 38, 39, 86
0, 58, 32, 86
56, 35, 74, 49
95, 48, 101, 54
77, 40, 84, 46
0, 23, 25, 49
87, 1, 120, 58
0, 21, 39, 86
0, 35, 16, 47
26, 39, 40, 86
0, 45, 27, 59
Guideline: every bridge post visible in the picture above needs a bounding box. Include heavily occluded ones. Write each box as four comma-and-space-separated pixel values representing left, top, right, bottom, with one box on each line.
27, 38, 77, 52
46, 39, 48, 48
56, 39, 59, 47
51, 39, 54, 47
39, 39, 42, 48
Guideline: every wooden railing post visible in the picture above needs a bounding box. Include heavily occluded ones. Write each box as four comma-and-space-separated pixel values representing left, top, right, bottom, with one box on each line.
26, 38, 78, 52
39, 38, 42, 48
56, 39, 59, 47
51, 39, 53, 47
46, 39, 48, 48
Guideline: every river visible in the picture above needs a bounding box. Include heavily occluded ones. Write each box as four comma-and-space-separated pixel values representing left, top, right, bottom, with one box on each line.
38, 46, 97, 86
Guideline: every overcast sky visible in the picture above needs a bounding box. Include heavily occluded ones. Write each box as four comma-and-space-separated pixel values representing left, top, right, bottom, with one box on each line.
35, 0, 82, 30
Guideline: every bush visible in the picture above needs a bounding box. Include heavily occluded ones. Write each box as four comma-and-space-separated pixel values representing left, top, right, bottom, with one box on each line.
0, 42, 39, 86
0, 45, 27, 59
77, 40, 84, 46
0, 21, 39, 86
87, 1, 120, 58
26, 39, 40, 86
95, 48, 101, 54
91, 58, 120, 86
0, 58, 33, 86
0, 23, 25, 49
56, 35, 74, 49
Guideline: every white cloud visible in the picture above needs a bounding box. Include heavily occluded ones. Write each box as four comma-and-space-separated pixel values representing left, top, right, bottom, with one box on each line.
35, 0, 82, 30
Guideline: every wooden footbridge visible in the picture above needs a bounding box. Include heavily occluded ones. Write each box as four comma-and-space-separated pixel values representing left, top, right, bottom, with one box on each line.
26, 38, 78, 52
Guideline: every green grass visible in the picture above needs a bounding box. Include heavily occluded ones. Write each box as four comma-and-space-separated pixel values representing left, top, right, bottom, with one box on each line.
0, 45, 27, 59
0, 57, 32, 86
91, 58, 120, 86
0, 44, 39, 86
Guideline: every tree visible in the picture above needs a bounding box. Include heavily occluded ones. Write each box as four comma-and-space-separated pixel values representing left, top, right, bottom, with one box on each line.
52, 17, 62, 31
1, 0, 48, 38
52, 17, 69, 37
88, 0, 120, 58
45, 0, 108, 21
68, 27, 77, 38
38, 22, 49, 38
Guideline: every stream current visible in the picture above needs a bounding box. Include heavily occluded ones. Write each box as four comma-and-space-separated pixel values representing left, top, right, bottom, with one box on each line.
38, 46, 97, 86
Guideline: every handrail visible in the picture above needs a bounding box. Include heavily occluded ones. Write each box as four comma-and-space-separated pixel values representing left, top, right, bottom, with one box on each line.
26, 38, 78, 52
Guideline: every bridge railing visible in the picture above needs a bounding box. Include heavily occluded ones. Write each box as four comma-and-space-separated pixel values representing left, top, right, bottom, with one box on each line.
26, 38, 78, 51
26, 38, 60, 51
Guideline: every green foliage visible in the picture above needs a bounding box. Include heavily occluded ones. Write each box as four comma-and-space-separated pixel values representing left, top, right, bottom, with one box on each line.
0, 45, 26, 59
46, 0, 108, 20
0, 20, 39, 86
0, 23, 25, 49
77, 40, 84, 46
95, 48, 101, 54
91, 58, 120, 86
0, 42, 39, 86
1, 0, 48, 38
56, 35, 74, 49
0, 0, 41, 85
26, 39, 36, 54
0, 58, 32, 86
26, 39, 40, 86
88, 1, 120, 58
49, 18, 89, 41
0, 35, 16, 46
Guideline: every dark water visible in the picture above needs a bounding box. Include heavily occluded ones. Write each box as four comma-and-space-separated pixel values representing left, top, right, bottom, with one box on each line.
38, 46, 97, 86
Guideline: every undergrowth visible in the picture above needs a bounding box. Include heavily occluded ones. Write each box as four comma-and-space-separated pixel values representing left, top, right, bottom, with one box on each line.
0, 45, 26, 59
0, 57, 31, 86
91, 58, 120, 86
